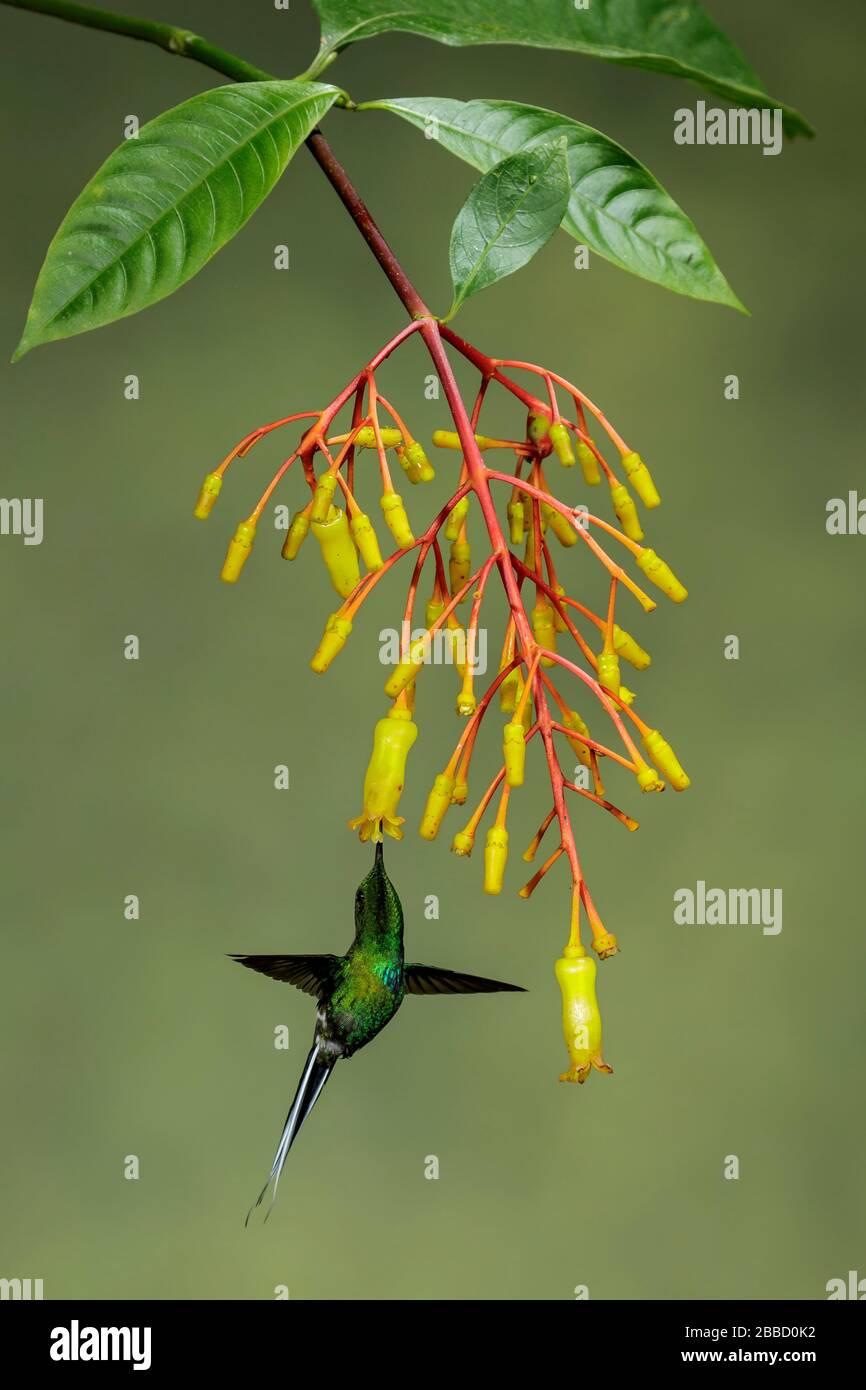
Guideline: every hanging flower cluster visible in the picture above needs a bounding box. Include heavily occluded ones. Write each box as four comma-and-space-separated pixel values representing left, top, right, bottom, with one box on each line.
194, 319, 690, 1083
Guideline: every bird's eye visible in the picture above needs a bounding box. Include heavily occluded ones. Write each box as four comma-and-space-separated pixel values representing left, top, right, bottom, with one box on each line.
355, 889, 364, 911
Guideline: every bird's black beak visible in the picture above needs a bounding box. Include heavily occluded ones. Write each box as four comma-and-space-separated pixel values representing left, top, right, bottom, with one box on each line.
374, 840, 384, 867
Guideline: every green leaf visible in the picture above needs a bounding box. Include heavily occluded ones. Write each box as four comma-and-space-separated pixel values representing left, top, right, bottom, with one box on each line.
366, 96, 745, 312
13, 80, 341, 360
311, 0, 811, 138
448, 139, 570, 316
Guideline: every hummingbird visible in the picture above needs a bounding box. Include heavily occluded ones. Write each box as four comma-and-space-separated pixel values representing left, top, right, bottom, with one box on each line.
232, 841, 524, 1221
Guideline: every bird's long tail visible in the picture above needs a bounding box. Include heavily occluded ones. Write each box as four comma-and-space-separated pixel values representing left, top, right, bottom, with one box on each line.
245, 1045, 334, 1226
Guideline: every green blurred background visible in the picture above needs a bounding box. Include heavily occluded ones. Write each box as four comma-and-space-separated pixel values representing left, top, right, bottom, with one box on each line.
1, 0, 863, 1301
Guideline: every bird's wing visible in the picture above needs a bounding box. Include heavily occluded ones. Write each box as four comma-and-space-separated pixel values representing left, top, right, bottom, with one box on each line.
229, 954, 339, 998
404, 964, 525, 996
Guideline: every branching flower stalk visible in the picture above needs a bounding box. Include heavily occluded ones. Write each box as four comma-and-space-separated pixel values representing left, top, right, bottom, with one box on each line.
195, 136, 691, 1084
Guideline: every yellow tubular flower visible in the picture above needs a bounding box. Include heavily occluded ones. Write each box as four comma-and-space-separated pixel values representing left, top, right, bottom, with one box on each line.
349, 706, 418, 843
310, 612, 352, 674
311, 509, 360, 598
402, 440, 435, 482
636, 548, 688, 603
456, 667, 476, 716
194, 470, 222, 519
380, 492, 415, 547
282, 509, 311, 560
577, 441, 601, 485
420, 773, 456, 840
350, 512, 384, 572
531, 600, 556, 667
543, 502, 578, 548
483, 826, 509, 895
507, 498, 525, 544
548, 421, 576, 467
563, 709, 592, 768
610, 482, 644, 542
597, 650, 621, 697
555, 948, 613, 1083
310, 473, 337, 524
384, 635, 428, 699
220, 518, 257, 583
449, 539, 471, 598
635, 757, 665, 793
622, 450, 661, 508
612, 623, 651, 670
354, 425, 402, 449
503, 722, 527, 787
593, 932, 619, 961
642, 728, 690, 791
445, 495, 470, 542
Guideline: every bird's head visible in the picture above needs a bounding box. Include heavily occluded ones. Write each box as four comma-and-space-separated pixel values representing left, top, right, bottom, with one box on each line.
354, 841, 404, 939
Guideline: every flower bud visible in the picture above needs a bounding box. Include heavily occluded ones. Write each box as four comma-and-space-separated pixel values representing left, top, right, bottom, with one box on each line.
452, 828, 475, 857
622, 451, 660, 508
503, 722, 526, 787
444, 615, 467, 678
531, 600, 556, 666
612, 623, 651, 670
310, 612, 352, 674
281, 509, 310, 560
310, 473, 337, 524
597, 651, 621, 697
194, 470, 222, 520
642, 728, 690, 791
425, 597, 445, 629
449, 539, 471, 598
562, 709, 592, 767
552, 584, 569, 632
548, 421, 576, 467
507, 498, 525, 544
220, 518, 256, 583
483, 826, 509, 895
350, 512, 384, 572
444, 495, 470, 542
311, 508, 360, 597
636, 548, 688, 603
420, 773, 456, 840
610, 482, 644, 542
577, 442, 601, 485
384, 635, 428, 698
354, 425, 402, 449
402, 440, 435, 482
380, 492, 415, 547
528, 414, 551, 446
499, 667, 520, 713
452, 778, 468, 805
543, 502, 577, 548
555, 949, 612, 1083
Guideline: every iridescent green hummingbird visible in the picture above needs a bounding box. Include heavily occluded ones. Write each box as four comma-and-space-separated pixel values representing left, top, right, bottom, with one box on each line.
232, 841, 524, 1221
